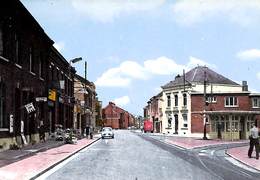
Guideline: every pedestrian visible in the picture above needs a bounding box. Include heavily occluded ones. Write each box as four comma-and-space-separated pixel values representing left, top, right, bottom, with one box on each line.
86, 126, 90, 139
248, 122, 259, 160
39, 124, 45, 143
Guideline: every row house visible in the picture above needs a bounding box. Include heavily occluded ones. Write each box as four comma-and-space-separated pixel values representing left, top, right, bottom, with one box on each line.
0, 0, 76, 150
102, 102, 134, 129
144, 93, 163, 133
73, 74, 97, 135
145, 66, 260, 140
48, 47, 75, 134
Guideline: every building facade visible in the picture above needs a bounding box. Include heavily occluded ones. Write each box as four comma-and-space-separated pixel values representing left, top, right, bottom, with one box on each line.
102, 102, 134, 129
73, 74, 97, 135
0, 0, 76, 150
0, 0, 54, 149
145, 66, 260, 140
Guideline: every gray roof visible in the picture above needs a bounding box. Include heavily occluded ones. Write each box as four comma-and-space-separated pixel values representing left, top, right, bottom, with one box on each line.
162, 66, 239, 89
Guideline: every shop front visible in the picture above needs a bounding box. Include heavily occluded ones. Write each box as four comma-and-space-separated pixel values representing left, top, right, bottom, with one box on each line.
208, 111, 260, 140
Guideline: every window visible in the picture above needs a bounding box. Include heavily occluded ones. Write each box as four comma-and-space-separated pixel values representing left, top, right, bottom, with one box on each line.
14, 33, 22, 65
167, 94, 171, 107
39, 54, 43, 78
0, 81, 7, 128
174, 94, 178, 106
29, 47, 35, 73
206, 96, 217, 103
252, 98, 260, 108
182, 114, 187, 128
0, 25, 3, 56
168, 117, 172, 128
225, 97, 238, 107
183, 93, 187, 106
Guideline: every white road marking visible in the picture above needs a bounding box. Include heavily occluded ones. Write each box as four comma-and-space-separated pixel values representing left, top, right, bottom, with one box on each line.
210, 150, 215, 156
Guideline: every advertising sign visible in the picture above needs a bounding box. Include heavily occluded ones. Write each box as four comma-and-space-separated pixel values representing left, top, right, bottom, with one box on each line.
48, 89, 56, 101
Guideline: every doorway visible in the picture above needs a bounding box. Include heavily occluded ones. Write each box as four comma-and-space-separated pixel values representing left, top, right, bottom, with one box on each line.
239, 116, 246, 139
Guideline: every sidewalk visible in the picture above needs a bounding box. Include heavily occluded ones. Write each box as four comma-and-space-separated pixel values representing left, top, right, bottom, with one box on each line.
0, 137, 100, 180
227, 146, 260, 171
148, 134, 260, 171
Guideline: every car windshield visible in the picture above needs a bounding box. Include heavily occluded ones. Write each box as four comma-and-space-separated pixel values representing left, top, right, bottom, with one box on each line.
102, 128, 112, 132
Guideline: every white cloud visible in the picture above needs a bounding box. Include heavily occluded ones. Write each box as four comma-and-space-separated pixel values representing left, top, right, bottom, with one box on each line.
187, 56, 216, 69
257, 72, 260, 80
171, 0, 260, 26
53, 42, 65, 52
71, 0, 164, 23
95, 56, 216, 87
144, 56, 185, 75
113, 96, 130, 106
237, 49, 260, 60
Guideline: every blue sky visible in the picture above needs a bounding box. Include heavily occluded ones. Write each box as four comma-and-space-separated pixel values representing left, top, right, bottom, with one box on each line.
21, 0, 260, 116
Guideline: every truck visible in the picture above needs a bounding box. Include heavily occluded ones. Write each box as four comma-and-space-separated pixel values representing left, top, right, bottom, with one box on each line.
143, 120, 153, 133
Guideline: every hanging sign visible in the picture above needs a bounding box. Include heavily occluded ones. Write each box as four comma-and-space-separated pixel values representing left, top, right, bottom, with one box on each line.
36, 97, 47, 102
25, 103, 36, 113
48, 89, 56, 101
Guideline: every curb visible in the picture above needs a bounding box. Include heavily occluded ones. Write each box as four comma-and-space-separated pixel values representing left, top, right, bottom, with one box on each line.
225, 149, 260, 172
30, 137, 101, 180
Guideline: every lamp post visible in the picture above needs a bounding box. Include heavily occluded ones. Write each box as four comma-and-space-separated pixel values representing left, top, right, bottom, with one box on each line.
68, 57, 82, 129
203, 70, 208, 140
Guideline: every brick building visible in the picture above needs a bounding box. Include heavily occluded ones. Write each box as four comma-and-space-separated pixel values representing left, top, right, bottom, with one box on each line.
144, 66, 260, 140
73, 74, 97, 135
0, 0, 76, 150
102, 102, 134, 129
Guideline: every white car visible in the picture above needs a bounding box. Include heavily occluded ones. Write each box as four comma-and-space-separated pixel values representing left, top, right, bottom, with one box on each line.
101, 127, 114, 139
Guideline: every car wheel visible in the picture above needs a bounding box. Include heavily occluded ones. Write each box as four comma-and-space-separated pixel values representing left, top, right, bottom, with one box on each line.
102, 136, 104, 139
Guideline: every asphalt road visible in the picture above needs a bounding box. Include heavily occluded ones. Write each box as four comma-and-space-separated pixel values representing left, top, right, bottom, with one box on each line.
39, 130, 259, 180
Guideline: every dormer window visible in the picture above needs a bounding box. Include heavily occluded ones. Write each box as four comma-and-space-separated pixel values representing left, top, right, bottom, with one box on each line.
167, 94, 171, 107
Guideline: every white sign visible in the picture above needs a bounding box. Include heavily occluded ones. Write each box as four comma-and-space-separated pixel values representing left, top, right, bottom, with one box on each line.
9, 114, 14, 133
25, 103, 36, 113
21, 120, 24, 133
36, 97, 47, 102
60, 80, 65, 90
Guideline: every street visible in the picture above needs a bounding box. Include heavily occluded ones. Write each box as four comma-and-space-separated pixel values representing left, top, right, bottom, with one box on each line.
35, 130, 259, 180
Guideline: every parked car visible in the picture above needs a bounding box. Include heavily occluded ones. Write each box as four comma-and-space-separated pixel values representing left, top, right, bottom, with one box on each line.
143, 120, 153, 133
101, 127, 114, 139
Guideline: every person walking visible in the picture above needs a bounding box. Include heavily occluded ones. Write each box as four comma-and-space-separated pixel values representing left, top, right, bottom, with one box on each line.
248, 123, 259, 160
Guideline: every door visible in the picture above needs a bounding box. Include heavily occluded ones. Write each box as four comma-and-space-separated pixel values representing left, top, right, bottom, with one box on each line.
239, 116, 245, 139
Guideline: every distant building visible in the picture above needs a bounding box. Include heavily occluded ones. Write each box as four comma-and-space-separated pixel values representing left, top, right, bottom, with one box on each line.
73, 74, 97, 135
102, 102, 134, 129
144, 66, 260, 140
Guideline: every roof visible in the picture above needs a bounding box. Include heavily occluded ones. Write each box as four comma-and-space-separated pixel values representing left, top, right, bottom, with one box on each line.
162, 66, 239, 89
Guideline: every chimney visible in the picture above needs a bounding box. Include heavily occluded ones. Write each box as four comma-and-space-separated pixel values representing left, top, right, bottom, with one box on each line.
242, 81, 248, 91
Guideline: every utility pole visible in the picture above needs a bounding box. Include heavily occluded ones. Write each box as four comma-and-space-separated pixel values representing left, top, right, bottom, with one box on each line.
203, 70, 208, 140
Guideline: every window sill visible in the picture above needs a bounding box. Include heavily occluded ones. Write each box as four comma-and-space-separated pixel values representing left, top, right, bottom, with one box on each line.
252, 106, 260, 109
0, 56, 9, 62
225, 105, 239, 108
15, 63, 22, 69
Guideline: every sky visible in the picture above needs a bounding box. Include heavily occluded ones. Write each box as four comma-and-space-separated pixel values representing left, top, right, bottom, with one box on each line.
20, 0, 260, 116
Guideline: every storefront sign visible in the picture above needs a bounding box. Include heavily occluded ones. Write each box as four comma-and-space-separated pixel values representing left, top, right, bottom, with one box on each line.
36, 97, 47, 102
48, 89, 56, 101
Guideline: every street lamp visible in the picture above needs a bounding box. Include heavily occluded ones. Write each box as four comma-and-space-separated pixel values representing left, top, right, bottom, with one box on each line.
70, 57, 82, 65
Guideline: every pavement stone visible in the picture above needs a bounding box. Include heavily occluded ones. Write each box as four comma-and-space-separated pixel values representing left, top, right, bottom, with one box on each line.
0, 136, 100, 180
